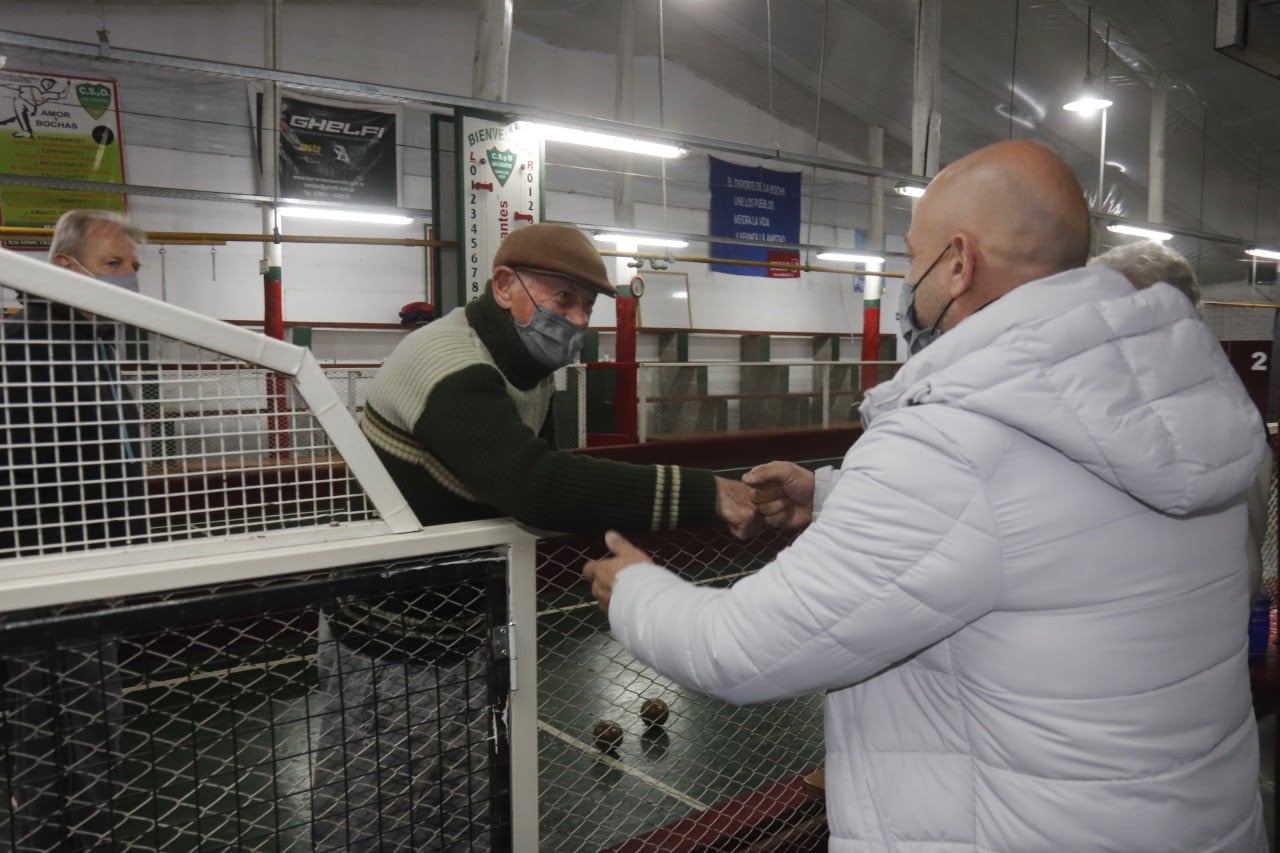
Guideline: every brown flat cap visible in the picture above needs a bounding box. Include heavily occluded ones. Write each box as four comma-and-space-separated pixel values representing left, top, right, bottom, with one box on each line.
493, 223, 617, 297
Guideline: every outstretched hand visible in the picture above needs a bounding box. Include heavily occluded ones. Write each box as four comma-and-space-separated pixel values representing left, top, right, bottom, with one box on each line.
583, 530, 653, 612
742, 461, 816, 529
715, 476, 766, 539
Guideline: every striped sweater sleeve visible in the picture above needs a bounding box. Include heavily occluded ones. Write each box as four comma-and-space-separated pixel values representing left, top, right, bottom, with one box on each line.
417, 364, 718, 533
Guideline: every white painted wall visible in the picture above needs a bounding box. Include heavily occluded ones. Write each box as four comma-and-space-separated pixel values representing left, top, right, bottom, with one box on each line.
2, 3, 903, 345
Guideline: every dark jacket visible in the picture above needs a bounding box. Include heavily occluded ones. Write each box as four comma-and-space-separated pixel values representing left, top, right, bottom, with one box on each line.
0, 299, 146, 558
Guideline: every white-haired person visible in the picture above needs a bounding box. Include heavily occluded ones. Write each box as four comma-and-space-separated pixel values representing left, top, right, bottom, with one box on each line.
1092, 239, 1270, 614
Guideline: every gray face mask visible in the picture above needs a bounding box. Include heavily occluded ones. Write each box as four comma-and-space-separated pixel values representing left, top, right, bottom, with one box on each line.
897, 244, 953, 356
69, 257, 140, 293
513, 272, 586, 370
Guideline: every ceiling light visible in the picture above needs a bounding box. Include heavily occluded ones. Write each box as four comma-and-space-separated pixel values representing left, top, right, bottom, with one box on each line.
1105, 160, 1126, 173
1107, 224, 1172, 242
277, 206, 413, 226
1063, 75, 1112, 115
892, 182, 926, 198
515, 122, 687, 158
1065, 9, 1113, 117
817, 252, 886, 266
671, 291, 688, 299
594, 233, 689, 248
1063, 93, 1112, 115
1246, 248, 1280, 261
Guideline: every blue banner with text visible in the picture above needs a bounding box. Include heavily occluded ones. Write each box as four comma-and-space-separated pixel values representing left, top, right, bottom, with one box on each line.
709, 156, 801, 277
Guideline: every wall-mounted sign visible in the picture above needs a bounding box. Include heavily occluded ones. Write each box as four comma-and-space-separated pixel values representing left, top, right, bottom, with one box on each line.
455, 111, 543, 303
0, 69, 126, 250
278, 93, 401, 206
708, 155, 801, 277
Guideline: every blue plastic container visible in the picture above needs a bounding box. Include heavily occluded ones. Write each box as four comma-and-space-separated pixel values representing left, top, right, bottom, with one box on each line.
1248, 594, 1272, 658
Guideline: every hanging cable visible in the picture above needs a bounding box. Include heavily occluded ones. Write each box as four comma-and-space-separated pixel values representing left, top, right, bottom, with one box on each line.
1198, 106, 1208, 232
1085, 6, 1093, 78
1103, 21, 1110, 78
658, 0, 669, 236
803, 0, 830, 266
1006, 0, 1020, 139
766, 0, 774, 119
1254, 152, 1263, 244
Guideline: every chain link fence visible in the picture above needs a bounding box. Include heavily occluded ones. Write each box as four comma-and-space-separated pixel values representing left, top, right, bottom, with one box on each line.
533, 526, 827, 852
0, 549, 511, 852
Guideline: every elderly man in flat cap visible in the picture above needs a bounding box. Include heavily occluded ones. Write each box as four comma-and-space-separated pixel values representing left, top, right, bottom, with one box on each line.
311, 222, 758, 851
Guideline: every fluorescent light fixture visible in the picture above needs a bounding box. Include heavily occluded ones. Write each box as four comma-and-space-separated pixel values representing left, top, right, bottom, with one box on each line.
1246, 248, 1280, 261
1063, 76, 1112, 115
817, 252, 885, 265
671, 291, 688, 299
1107, 224, 1172, 242
892, 181, 926, 198
515, 121, 687, 159
1063, 94, 1112, 114
594, 233, 689, 248
278, 206, 413, 226
1105, 160, 1127, 173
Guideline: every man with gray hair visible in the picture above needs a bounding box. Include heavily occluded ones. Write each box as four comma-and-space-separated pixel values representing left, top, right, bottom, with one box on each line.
1091, 239, 1202, 315
1093, 239, 1269, 614
47, 208, 145, 296
2, 208, 146, 850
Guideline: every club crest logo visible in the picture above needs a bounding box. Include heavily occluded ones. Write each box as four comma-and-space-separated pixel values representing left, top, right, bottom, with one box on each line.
76, 83, 112, 119
486, 147, 517, 186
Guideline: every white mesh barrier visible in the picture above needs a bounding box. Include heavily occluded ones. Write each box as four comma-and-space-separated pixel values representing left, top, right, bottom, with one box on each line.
0, 248, 418, 574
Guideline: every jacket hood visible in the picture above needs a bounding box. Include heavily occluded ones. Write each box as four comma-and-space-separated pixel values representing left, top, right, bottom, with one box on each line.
862, 264, 1266, 516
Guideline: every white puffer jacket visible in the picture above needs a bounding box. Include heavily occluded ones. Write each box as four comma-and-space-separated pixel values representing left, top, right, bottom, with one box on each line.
609, 265, 1269, 852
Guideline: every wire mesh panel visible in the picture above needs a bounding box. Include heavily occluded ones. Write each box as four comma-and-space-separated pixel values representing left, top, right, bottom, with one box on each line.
0, 548, 511, 852
0, 246, 420, 574
534, 528, 827, 852
0, 304, 379, 558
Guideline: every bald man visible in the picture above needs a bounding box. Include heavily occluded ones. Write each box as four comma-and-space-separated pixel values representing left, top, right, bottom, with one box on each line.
585, 141, 1268, 851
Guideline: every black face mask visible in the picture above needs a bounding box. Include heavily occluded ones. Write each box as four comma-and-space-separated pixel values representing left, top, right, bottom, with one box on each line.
898, 244, 954, 356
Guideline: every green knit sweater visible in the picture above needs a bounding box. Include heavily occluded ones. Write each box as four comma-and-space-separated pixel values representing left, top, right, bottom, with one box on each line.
337, 289, 719, 662
360, 288, 718, 532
